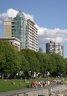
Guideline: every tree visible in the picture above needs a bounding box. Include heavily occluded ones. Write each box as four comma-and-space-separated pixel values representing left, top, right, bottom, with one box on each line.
19, 50, 29, 71
21, 49, 40, 72
0, 40, 66, 78
0, 40, 20, 78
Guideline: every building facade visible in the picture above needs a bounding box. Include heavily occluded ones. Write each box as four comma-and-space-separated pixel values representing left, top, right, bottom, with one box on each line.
39, 47, 43, 52
12, 11, 27, 49
46, 41, 64, 56
4, 18, 12, 37
4, 11, 38, 52
0, 37, 20, 51
26, 19, 38, 51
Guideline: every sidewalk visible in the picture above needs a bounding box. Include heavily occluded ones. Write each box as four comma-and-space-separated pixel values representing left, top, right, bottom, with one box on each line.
0, 85, 66, 96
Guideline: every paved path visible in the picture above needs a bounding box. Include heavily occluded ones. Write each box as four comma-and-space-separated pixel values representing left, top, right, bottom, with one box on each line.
0, 85, 66, 96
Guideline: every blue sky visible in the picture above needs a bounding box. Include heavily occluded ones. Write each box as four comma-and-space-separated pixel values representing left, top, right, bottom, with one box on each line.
0, 0, 67, 57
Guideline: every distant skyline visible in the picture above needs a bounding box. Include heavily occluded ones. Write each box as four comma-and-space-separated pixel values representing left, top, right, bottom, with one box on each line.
0, 0, 67, 57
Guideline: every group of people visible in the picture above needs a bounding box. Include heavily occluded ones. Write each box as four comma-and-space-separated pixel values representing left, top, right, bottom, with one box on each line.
31, 80, 51, 88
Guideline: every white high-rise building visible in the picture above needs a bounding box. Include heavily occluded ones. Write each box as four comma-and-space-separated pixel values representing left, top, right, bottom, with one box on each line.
26, 19, 38, 51
46, 41, 64, 56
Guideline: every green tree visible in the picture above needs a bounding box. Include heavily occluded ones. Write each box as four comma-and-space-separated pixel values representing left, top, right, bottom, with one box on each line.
19, 50, 29, 71
0, 40, 20, 77
22, 49, 40, 72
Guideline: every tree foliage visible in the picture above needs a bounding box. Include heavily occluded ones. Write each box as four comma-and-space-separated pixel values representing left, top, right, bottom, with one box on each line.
0, 40, 67, 78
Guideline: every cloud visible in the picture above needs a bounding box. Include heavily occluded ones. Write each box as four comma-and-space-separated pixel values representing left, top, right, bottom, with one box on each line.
0, 9, 18, 20
7, 8, 18, 17
23, 12, 34, 21
0, 8, 34, 21
38, 27, 67, 43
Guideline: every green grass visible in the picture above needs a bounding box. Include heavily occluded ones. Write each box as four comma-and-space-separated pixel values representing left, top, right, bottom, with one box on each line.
0, 77, 66, 92
0, 78, 48, 92
0, 79, 31, 92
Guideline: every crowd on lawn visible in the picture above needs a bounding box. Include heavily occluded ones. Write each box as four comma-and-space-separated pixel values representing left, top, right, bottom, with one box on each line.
31, 79, 64, 88
31, 80, 51, 88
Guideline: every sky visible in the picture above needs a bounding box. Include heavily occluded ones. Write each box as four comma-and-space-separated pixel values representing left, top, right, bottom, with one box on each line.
0, 0, 67, 57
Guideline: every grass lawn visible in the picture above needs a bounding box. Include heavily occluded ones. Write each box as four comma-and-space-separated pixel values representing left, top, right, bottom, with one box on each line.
0, 79, 31, 92
0, 77, 48, 92
0, 77, 66, 92
0, 77, 47, 92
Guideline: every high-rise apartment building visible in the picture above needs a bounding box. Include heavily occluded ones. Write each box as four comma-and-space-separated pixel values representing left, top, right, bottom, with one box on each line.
4, 11, 38, 51
46, 41, 64, 56
12, 11, 27, 49
26, 19, 38, 51
4, 18, 12, 37
39, 47, 43, 52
